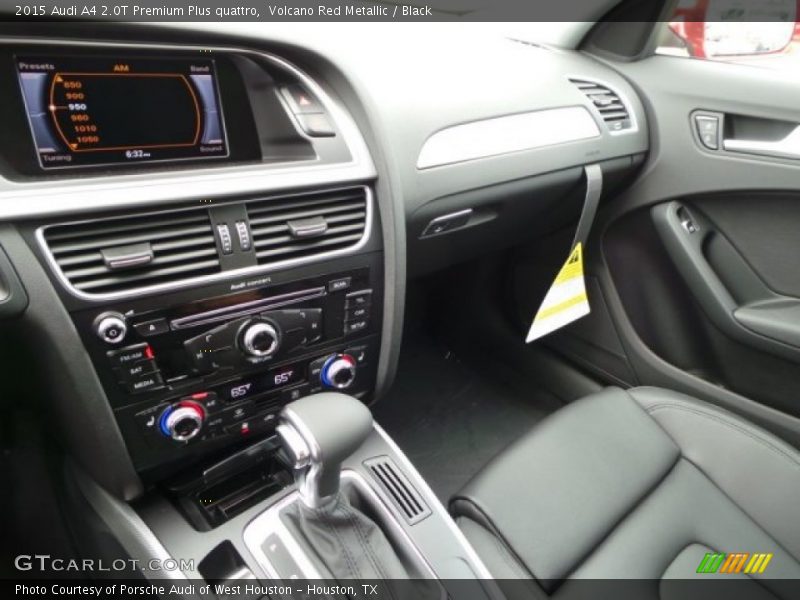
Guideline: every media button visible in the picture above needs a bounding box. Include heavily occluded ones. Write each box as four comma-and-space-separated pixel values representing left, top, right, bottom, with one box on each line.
125, 372, 165, 394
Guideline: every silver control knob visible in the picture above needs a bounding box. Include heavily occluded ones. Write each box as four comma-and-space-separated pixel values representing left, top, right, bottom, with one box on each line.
162, 403, 204, 442
94, 312, 127, 344
240, 321, 280, 358
321, 354, 357, 389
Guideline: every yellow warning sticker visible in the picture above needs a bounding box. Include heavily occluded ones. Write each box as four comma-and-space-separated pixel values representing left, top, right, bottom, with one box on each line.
526, 243, 591, 343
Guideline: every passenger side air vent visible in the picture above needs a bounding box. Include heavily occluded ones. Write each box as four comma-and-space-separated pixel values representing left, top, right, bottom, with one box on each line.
569, 78, 632, 132
246, 187, 368, 266
43, 208, 221, 296
364, 456, 431, 525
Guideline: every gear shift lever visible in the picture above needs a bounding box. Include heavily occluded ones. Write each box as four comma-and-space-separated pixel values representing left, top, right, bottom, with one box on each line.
276, 392, 373, 509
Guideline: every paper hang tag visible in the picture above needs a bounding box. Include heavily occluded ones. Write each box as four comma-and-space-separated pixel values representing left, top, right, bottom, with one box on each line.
526, 243, 590, 343
525, 164, 602, 344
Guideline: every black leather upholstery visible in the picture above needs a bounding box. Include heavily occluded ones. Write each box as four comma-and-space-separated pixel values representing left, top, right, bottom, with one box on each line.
450, 387, 800, 597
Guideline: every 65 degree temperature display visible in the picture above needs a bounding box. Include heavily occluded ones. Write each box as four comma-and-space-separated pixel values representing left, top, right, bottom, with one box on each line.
16, 56, 229, 169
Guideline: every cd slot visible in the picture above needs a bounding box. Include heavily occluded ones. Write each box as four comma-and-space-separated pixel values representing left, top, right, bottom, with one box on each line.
170, 286, 326, 330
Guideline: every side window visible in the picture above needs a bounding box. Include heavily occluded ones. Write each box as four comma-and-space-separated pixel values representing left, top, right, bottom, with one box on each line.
656, 0, 799, 71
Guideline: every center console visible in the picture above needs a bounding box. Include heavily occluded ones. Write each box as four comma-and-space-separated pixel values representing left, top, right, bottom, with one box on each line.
74, 259, 381, 477
30, 184, 383, 481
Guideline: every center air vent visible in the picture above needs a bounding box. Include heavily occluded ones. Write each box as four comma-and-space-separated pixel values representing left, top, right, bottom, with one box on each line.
569, 78, 632, 132
43, 208, 220, 297
246, 187, 368, 266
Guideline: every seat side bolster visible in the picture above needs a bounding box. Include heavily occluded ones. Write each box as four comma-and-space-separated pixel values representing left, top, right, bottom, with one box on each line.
630, 386, 800, 561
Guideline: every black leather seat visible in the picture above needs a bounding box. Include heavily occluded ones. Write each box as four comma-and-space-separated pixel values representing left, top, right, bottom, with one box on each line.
450, 387, 800, 597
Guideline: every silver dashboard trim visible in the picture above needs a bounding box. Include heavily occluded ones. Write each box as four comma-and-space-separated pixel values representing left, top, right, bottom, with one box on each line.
0, 37, 376, 220
35, 185, 374, 302
416, 105, 601, 169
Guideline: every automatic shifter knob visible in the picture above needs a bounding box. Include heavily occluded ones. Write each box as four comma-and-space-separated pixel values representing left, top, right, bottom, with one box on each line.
276, 392, 373, 509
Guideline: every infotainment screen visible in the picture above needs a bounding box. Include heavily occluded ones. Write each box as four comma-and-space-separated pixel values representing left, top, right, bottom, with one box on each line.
16, 56, 229, 169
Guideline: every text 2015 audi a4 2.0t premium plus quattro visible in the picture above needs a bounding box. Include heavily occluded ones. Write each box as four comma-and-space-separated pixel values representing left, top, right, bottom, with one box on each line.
2, 6, 800, 600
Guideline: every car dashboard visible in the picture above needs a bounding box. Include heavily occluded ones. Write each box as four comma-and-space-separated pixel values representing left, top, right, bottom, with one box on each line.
0, 22, 648, 506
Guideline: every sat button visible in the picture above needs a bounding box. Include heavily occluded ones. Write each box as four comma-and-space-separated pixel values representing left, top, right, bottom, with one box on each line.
116, 359, 158, 381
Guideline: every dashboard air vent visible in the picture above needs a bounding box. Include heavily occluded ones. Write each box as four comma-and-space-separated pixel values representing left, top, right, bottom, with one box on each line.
569, 78, 632, 132
246, 187, 368, 266
364, 456, 431, 525
43, 208, 221, 296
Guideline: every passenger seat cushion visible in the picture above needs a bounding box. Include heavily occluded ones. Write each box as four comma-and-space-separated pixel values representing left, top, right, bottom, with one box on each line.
451, 386, 800, 593
450, 387, 680, 588
630, 386, 800, 560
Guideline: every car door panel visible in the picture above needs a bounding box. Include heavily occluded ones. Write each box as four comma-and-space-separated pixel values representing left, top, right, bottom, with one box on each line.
552, 53, 800, 445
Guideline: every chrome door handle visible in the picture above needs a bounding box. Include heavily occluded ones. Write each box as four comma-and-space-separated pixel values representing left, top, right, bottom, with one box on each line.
723, 125, 800, 160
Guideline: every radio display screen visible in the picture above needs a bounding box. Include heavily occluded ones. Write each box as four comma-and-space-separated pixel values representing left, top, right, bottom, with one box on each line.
16, 56, 229, 169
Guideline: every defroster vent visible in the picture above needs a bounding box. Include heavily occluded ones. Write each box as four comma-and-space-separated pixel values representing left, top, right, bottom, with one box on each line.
246, 187, 369, 266
570, 78, 633, 132
42, 208, 221, 297
365, 456, 431, 525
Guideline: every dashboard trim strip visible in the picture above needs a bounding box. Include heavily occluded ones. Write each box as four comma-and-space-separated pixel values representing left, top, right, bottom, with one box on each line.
416, 105, 600, 169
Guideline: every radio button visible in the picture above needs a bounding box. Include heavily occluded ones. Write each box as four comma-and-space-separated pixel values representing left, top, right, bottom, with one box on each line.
185, 391, 221, 413
126, 372, 165, 394
94, 312, 128, 344
328, 277, 352, 293
345, 306, 369, 321
343, 345, 368, 366
222, 401, 255, 425
135, 404, 168, 436
305, 309, 323, 342
108, 343, 153, 367
133, 318, 169, 337
239, 320, 280, 359
281, 328, 307, 352
225, 421, 253, 437
309, 355, 329, 381
281, 383, 310, 404
345, 290, 372, 308
116, 359, 158, 382
344, 319, 369, 335
251, 412, 279, 432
